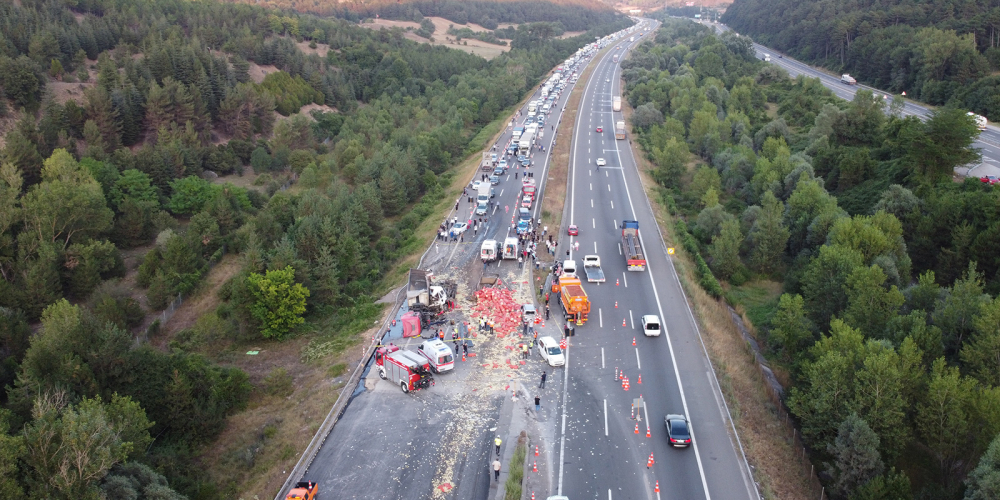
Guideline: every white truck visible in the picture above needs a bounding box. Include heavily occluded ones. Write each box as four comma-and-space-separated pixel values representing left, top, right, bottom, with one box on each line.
528, 101, 537, 113
502, 236, 519, 260
583, 255, 605, 283
969, 112, 988, 131
841, 74, 857, 85
612, 96, 621, 112
763, 53, 771, 62
481, 239, 497, 262
615, 120, 626, 140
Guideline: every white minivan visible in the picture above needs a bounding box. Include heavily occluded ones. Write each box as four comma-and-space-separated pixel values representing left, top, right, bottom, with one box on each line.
417, 339, 455, 373
537, 336, 565, 366
641, 315, 661, 337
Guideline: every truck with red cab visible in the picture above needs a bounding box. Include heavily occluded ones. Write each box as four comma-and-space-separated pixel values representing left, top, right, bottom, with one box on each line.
376, 344, 434, 393
286, 481, 318, 500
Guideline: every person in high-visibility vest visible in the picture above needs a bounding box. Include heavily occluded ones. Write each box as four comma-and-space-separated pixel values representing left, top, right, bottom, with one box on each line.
495, 436, 502, 455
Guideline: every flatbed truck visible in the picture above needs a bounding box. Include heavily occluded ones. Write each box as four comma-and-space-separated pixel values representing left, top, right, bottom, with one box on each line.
621, 220, 646, 271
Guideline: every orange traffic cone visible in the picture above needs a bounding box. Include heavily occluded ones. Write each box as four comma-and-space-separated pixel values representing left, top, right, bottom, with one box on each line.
615, 301, 618, 308
635, 422, 639, 434
632, 337, 636, 346
535, 446, 539, 456
622, 318, 626, 327
655, 481, 660, 493
638, 374, 642, 384
533, 461, 538, 473
646, 426, 651, 438
647, 452, 654, 468
462, 352, 466, 362
616, 278, 619, 286
532, 493, 535, 500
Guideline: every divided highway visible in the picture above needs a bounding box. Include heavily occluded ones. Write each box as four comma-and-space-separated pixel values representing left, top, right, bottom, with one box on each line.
554, 20, 759, 500
705, 21, 1000, 176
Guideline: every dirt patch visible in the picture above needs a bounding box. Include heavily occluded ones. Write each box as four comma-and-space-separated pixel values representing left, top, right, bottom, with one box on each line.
296, 40, 332, 58
628, 112, 817, 499
46, 81, 95, 105
362, 17, 511, 60
248, 62, 279, 84
558, 30, 586, 39
155, 254, 242, 346
273, 103, 339, 125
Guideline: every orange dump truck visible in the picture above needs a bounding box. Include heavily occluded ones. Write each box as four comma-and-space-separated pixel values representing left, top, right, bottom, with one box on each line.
552, 275, 590, 325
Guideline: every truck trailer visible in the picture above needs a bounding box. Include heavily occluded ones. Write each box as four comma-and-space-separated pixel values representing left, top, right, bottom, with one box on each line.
615, 121, 626, 140
612, 96, 621, 112
621, 220, 646, 271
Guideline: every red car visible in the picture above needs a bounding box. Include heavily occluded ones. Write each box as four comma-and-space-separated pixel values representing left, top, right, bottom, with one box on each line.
596, 127, 603, 133
568, 225, 579, 236
980, 175, 999, 185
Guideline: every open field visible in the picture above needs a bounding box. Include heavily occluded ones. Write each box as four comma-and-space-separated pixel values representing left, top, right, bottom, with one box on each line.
361, 16, 512, 60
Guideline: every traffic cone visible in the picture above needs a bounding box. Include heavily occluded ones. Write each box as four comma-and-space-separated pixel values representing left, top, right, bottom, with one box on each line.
616, 278, 619, 286
462, 352, 466, 362
647, 452, 654, 468
624, 378, 630, 391
532, 493, 535, 500
533, 461, 538, 473
646, 426, 651, 438
633, 337, 636, 346
615, 301, 618, 308
638, 374, 642, 384
655, 481, 660, 493
615, 367, 619, 380
622, 318, 626, 327
535, 446, 539, 457
635, 422, 639, 434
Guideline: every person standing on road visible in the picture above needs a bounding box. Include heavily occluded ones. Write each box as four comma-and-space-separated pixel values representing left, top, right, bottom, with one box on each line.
535, 395, 541, 411
495, 436, 502, 455
518, 256, 523, 269
539, 371, 547, 388
545, 305, 550, 320
493, 459, 501, 480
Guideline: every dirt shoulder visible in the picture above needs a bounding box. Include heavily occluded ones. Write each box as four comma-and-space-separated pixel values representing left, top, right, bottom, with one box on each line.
623, 104, 817, 499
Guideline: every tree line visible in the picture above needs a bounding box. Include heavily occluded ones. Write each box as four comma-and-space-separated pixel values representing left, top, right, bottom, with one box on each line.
0, 0, 633, 497
720, 0, 1000, 121
626, 15, 1000, 499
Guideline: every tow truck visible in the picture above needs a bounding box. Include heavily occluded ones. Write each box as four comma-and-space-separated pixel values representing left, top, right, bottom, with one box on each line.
583, 255, 605, 283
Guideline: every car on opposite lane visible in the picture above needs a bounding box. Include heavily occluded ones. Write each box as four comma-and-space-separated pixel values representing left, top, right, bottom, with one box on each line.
596, 158, 606, 166
664, 414, 692, 448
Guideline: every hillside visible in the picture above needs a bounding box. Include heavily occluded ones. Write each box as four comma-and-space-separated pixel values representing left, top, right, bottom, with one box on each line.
721, 0, 1000, 120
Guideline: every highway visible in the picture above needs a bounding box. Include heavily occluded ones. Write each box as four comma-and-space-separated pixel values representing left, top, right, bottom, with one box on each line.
704, 21, 1000, 176
554, 20, 759, 500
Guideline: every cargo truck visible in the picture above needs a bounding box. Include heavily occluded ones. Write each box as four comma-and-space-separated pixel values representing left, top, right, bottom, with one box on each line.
613, 54, 619, 63
519, 129, 535, 155
480, 152, 492, 171
620, 220, 646, 271
555, 275, 590, 325
612, 96, 621, 112
615, 121, 626, 140
513, 126, 524, 141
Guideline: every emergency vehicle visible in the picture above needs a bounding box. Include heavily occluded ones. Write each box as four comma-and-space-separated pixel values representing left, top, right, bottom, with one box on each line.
375, 344, 434, 393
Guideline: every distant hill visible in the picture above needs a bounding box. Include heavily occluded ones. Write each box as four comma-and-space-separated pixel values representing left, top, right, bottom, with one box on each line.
222, 0, 616, 32
722, 0, 1000, 120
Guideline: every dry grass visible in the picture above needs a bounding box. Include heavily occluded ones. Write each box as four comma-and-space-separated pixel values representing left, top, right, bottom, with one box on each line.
156, 254, 242, 344
630, 126, 816, 500
362, 17, 512, 60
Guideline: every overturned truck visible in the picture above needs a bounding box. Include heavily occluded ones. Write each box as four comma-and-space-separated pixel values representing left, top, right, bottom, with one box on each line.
407, 269, 457, 328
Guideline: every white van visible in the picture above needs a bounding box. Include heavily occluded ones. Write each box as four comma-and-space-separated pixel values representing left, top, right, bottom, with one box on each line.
522, 303, 537, 324
418, 339, 454, 373
641, 315, 661, 337
537, 336, 565, 367
481, 239, 497, 261
562, 259, 577, 277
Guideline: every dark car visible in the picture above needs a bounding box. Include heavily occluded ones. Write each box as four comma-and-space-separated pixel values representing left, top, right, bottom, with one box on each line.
518, 155, 528, 164
493, 166, 505, 176
521, 158, 531, 167
664, 414, 691, 448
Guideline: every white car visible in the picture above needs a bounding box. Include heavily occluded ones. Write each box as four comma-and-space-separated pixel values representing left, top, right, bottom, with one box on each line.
596, 158, 606, 166
641, 315, 661, 337
472, 180, 483, 191
449, 222, 469, 237
537, 336, 565, 367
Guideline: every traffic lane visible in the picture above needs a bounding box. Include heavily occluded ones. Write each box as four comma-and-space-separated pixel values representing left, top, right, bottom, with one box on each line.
614, 124, 758, 500
560, 357, 650, 500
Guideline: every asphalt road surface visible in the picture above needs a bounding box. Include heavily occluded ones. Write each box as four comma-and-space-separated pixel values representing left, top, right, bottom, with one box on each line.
554, 20, 759, 500
703, 20, 1000, 178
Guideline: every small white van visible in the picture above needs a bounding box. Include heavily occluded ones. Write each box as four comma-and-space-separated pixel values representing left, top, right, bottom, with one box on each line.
417, 339, 455, 373
641, 315, 661, 337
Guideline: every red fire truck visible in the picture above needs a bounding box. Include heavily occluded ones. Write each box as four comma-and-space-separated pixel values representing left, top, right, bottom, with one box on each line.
375, 344, 435, 393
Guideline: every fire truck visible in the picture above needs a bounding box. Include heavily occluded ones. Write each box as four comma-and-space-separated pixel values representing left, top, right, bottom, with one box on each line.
375, 344, 434, 393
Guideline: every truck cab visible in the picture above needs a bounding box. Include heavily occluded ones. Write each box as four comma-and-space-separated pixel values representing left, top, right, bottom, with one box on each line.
375, 345, 434, 393
286, 481, 318, 500
562, 259, 577, 277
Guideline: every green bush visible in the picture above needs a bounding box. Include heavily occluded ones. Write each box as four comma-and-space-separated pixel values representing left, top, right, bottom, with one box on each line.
262, 367, 293, 395
504, 439, 527, 500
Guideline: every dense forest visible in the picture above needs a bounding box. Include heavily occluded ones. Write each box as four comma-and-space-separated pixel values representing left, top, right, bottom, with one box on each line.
223, 0, 618, 32
721, 0, 1000, 121
0, 0, 632, 497
627, 15, 1000, 499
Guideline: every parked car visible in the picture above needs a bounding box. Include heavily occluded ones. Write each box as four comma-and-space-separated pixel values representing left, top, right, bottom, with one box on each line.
596, 158, 606, 166
567, 225, 579, 236
449, 222, 469, 237
980, 175, 999, 185
664, 414, 691, 448
490, 175, 500, 185
537, 336, 565, 366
